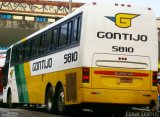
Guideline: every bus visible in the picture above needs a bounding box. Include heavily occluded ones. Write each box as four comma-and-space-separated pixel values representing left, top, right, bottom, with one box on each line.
3, 3, 158, 116
0, 67, 3, 95
0, 50, 6, 95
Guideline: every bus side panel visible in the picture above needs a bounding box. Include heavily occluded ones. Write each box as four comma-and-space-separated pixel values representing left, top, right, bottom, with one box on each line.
14, 64, 29, 103
24, 62, 45, 104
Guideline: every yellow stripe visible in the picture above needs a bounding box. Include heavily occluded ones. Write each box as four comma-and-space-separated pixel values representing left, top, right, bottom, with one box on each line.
21, 38, 27, 43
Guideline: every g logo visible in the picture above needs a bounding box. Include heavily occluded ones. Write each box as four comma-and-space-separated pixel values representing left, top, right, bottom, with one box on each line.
106, 13, 139, 28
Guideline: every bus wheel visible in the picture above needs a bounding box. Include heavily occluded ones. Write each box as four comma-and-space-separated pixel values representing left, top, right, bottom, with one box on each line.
46, 87, 57, 113
57, 87, 66, 115
7, 91, 12, 108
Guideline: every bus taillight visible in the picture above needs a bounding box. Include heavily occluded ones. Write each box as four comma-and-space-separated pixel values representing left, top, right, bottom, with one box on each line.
152, 71, 157, 86
82, 67, 90, 83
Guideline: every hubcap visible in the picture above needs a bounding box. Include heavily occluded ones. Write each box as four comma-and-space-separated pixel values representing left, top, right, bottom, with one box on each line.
58, 91, 64, 112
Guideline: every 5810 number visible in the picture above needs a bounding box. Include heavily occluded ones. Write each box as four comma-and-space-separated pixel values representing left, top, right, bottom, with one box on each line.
112, 46, 134, 53
64, 52, 78, 64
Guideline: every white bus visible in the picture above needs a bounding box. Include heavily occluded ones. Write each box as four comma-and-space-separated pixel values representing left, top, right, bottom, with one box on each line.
3, 3, 158, 116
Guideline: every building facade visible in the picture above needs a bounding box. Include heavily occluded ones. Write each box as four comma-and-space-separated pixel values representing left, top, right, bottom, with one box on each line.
0, 0, 84, 48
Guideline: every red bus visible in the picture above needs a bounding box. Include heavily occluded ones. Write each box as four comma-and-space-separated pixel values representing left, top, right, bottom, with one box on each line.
0, 67, 3, 94
0, 50, 6, 94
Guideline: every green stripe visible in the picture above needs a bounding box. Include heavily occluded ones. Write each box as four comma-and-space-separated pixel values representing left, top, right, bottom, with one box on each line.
15, 64, 29, 103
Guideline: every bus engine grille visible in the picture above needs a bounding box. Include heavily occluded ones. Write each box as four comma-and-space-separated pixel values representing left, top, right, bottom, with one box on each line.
66, 72, 77, 102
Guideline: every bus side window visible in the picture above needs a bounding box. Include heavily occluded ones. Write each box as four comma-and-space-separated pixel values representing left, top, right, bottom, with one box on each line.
45, 30, 52, 52
77, 16, 82, 42
31, 38, 39, 57
19, 46, 24, 62
15, 47, 18, 62
22, 44, 26, 61
24, 41, 31, 60
72, 16, 81, 44
59, 23, 68, 48
39, 34, 46, 54
67, 21, 73, 44
51, 28, 58, 50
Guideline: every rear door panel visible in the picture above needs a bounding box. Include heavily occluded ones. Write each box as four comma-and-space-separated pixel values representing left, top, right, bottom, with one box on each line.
91, 53, 151, 90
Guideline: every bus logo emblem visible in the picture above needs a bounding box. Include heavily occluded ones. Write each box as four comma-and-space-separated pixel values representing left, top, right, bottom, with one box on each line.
106, 13, 139, 28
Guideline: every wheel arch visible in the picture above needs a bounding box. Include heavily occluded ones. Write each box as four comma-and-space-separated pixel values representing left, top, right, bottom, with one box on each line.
45, 81, 63, 104
55, 81, 63, 95
45, 82, 53, 103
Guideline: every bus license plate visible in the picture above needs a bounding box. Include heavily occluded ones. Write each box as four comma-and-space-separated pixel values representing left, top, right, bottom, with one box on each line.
120, 78, 132, 83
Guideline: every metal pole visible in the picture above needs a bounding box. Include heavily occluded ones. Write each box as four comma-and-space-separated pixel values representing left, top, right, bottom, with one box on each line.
69, 0, 72, 14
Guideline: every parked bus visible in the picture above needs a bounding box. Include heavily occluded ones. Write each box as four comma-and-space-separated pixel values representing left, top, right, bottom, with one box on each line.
0, 50, 6, 95
3, 3, 158, 116
0, 67, 3, 95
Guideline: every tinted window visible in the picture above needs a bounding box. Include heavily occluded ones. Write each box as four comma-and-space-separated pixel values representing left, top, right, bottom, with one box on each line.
45, 30, 52, 51
18, 45, 24, 62
59, 23, 68, 47
77, 16, 81, 41
72, 16, 81, 44
24, 41, 31, 60
31, 38, 39, 57
39, 34, 45, 54
67, 21, 72, 44
51, 29, 57, 50
10, 14, 82, 64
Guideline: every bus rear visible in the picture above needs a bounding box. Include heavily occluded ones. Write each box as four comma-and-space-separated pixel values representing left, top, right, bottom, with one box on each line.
80, 3, 158, 108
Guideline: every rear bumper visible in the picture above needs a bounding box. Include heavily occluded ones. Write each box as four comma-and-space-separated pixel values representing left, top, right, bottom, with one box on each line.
81, 88, 158, 106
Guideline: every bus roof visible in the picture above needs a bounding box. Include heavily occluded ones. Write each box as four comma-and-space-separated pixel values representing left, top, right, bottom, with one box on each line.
10, 3, 154, 48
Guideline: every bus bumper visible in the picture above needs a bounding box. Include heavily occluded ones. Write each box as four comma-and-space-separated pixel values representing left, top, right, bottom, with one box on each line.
81, 88, 158, 106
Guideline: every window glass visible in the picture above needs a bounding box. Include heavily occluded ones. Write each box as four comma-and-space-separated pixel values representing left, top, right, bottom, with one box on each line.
72, 16, 81, 44
39, 34, 45, 54
31, 38, 39, 57
18, 45, 24, 62
45, 30, 52, 51
72, 18, 78, 43
77, 16, 81, 41
59, 23, 68, 47
67, 21, 72, 44
51, 29, 57, 50
24, 41, 31, 60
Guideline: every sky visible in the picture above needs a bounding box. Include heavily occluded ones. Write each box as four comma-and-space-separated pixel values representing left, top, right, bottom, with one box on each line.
55, 0, 160, 17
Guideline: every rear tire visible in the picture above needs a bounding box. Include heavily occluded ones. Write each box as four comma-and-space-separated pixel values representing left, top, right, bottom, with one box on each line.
57, 87, 67, 115
46, 87, 57, 113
